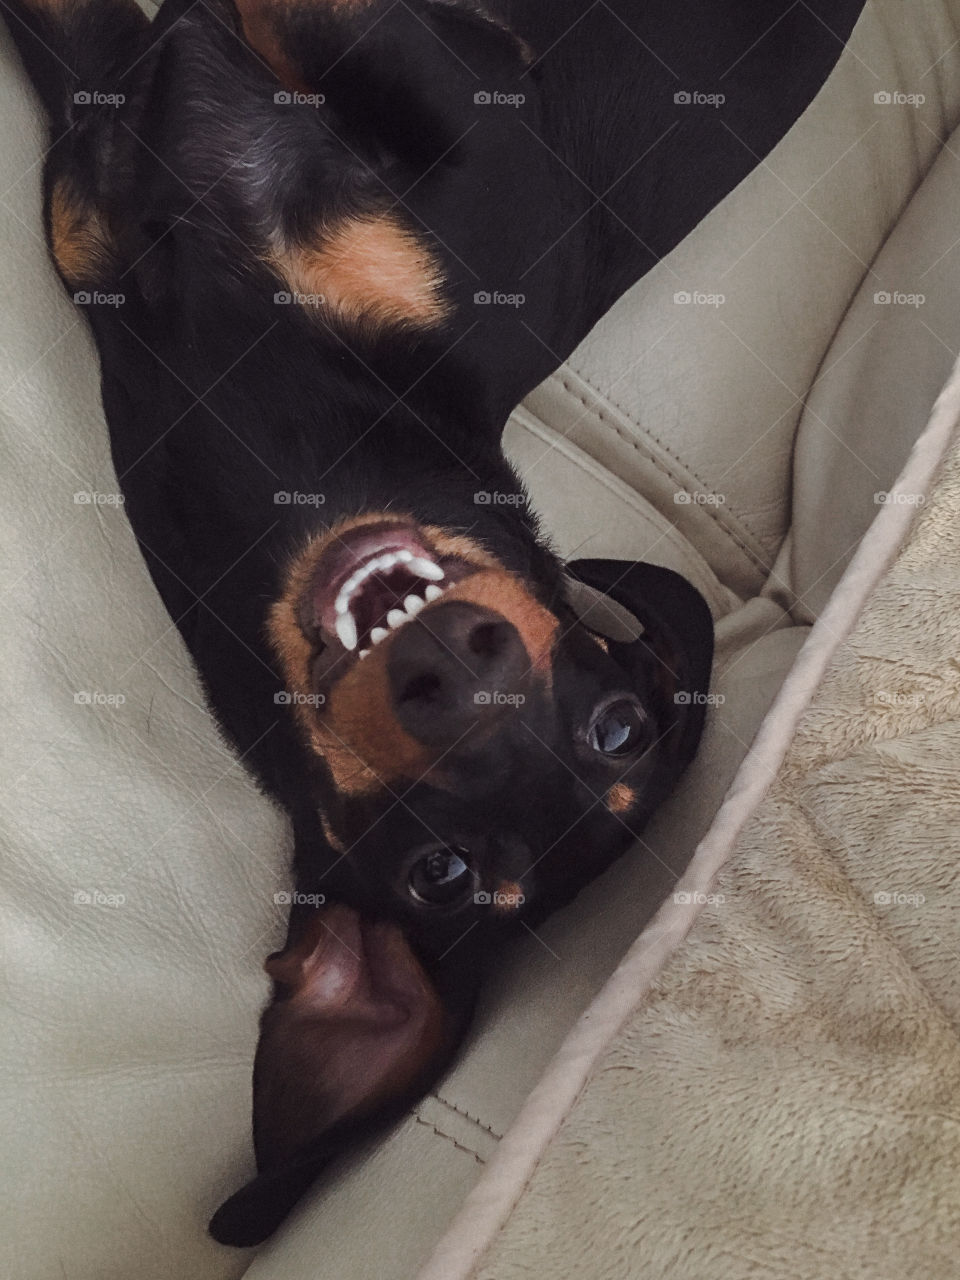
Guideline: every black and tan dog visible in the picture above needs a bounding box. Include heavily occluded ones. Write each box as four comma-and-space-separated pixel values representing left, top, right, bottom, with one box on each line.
5, 0, 865, 1246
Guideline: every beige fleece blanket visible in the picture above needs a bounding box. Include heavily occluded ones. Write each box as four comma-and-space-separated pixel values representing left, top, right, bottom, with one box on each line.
419, 364, 960, 1276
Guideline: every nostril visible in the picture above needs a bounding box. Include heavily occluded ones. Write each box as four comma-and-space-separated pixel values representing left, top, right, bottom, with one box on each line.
398, 671, 443, 704
469, 620, 511, 659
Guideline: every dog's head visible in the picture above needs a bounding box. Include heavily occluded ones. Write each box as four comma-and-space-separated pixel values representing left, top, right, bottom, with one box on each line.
208, 513, 714, 1243
270, 514, 714, 951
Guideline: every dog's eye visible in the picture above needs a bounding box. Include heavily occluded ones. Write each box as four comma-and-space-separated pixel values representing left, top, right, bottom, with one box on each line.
408, 845, 474, 907
588, 698, 647, 756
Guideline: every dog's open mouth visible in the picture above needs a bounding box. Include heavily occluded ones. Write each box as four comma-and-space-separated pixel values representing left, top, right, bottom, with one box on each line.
302, 520, 479, 658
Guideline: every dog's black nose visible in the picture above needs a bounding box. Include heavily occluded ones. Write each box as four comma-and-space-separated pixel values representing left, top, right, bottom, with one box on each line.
387, 601, 530, 747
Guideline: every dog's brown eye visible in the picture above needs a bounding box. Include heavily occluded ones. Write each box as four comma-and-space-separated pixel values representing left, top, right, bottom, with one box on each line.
588, 698, 647, 756
408, 845, 474, 907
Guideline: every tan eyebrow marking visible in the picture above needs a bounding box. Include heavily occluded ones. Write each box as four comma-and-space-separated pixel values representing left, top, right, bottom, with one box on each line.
48, 178, 114, 287
270, 213, 450, 330
605, 782, 635, 814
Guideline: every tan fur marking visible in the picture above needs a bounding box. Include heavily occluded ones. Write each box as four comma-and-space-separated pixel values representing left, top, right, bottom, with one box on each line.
606, 781, 635, 814
272, 214, 450, 329
49, 178, 113, 287
267, 515, 557, 795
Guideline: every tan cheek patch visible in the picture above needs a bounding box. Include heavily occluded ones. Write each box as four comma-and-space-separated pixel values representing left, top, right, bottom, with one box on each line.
49, 178, 114, 288
271, 214, 450, 330
606, 782, 635, 814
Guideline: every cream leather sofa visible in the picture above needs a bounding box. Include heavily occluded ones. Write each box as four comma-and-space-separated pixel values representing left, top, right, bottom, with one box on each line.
3, 1, 960, 1277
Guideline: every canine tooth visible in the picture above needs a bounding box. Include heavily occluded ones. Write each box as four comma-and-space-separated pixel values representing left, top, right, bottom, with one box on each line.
408, 556, 444, 581
370, 626, 389, 646
404, 594, 425, 615
387, 608, 409, 629
336, 611, 358, 651
425, 583, 443, 602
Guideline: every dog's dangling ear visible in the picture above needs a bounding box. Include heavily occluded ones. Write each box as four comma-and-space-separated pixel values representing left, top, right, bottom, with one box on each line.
565, 559, 715, 773
208, 903, 455, 1247
224, 0, 531, 160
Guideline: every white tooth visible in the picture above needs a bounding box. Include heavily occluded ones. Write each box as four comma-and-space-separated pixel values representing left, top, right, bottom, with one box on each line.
404, 594, 425, 615
370, 626, 389, 645
335, 592, 351, 615
336, 611, 358, 650
387, 608, 410, 629
396, 549, 413, 562
408, 556, 444, 581
425, 583, 443, 602
359, 649, 370, 660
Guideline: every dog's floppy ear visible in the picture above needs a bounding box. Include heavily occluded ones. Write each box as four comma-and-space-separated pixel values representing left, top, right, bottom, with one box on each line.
209, 903, 456, 1247
566, 559, 715, 773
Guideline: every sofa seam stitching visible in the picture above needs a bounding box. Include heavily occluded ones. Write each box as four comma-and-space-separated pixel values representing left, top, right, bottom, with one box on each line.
555, 374, 774, 573
431, 1094, 504, 1140
413, 1113, 487, 1163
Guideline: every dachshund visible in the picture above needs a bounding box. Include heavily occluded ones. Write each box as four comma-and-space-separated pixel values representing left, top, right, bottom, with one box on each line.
3, 0, 865, 1246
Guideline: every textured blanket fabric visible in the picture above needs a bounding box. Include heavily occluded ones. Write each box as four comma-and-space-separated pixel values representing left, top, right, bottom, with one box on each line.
456, 422, 960, 1276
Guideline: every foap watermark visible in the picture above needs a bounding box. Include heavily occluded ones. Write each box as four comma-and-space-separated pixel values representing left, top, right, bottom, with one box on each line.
674, 690, 725, 707
474, 888, 526, 908
474, 490, 526, 507
874, 890, 925, 907
274, 890, 327, 906
674, 90, 725, 108
73, 90, 125, 107
874, 490, 925, 506
474, 690, 526, 707
874, 90, 925, 108
74, 290, 125, 308
674, 290, 725, 308
873, 690, 925, 709
74, 490, 125, 506
275, 290, 325, 307
673, 890, 725, 905
674, 489, 726, 506
274, 691, 326, 707
474, 290, 525, 308
874, 290, 925, 308
274, 490, 326, 506
274, 90, 325, 107
474, 90, 525, 107
74, 691, 126, 707
74, 889, 126, 907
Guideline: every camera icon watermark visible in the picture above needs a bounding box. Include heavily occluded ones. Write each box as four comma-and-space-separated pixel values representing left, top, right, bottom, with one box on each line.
873, 290, 924, 307
674, 90, 725, 108
74, 888, 126, 907
873, 689, 925, 709
274, 90, 325, 107
474, 690, 526, 707
274, 490, 326, 506
874, 90, 925, 107
674, 489, 726, 506
73, 290, 125, 308
474, 490, 526, 506
674, 690, 725, 707
274, 690, 326, 706
874, 490, 925, 506
473, 89, 525, 107
673, 290, 725, 307
74, 691, 126, 707
74, 490, 125, 505
73, 90, 125, 107
274, 290, 324, 307
473, 289, 525, 308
